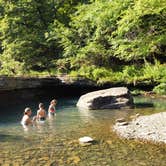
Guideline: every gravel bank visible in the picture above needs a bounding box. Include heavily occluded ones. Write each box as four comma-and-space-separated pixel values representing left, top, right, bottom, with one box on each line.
113, 112, 166, 144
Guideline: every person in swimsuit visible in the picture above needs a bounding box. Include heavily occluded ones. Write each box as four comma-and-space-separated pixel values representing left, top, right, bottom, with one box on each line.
36, 103, 47, 121
21, 107, 33, 128
48, 99, 57, 117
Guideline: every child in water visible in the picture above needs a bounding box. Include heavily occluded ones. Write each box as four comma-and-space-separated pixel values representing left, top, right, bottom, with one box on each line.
21, 107, 33, 126
36, 103, 47, 121
48, 99, 57, 117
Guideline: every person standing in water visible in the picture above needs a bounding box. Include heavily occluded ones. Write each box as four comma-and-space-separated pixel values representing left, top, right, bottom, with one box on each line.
48, 99, 57, 117
21, 107, 33, 127
36, 103, 47, 121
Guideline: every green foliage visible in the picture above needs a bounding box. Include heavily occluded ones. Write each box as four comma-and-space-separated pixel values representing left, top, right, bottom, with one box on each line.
121, 65, 142, 84
0, 54, 24, 75
0, 0, 165, 90
76, 65, 96, 79
92, 68, 111, 81
153, 83, 166, 95
131, 89, 144, 96
142, 60, 166, 83
0, 0, 89, 74
69, 61, 166, 86
52, 0, 166, 75
0, 0, 57, 72
54, 0, 134, 67
113, 0, 166, 61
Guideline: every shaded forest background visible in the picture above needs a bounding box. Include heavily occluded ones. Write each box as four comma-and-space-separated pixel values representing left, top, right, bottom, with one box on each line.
0, 0, 165, 94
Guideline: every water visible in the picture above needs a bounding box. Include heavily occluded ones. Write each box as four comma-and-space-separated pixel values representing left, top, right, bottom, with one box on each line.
0, 96, 166, 166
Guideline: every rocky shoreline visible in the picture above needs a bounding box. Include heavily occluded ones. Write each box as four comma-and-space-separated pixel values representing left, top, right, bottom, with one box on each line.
113, 112, 166, 144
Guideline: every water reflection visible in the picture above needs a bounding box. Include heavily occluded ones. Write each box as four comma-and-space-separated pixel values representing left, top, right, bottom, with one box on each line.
22, 124, 31, 132
0, 134, 24, 142
78, 108, 95, 123
135, 102, 154, 108
78, 107, 134, 124
134, 96, 166, 109
20, 117, 57, 134
47, 116, 56, 131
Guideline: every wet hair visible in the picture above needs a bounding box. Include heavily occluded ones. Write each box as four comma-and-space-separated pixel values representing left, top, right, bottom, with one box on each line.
50, 99, 57, 105
39, 103, 44, 109
24, 107, 31, 115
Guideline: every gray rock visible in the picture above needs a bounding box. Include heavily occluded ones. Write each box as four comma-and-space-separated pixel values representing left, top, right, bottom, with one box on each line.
0, 76, 61, 91
0, 75, 96, 91
113, 112, 166, 144
77, 87, 133, 110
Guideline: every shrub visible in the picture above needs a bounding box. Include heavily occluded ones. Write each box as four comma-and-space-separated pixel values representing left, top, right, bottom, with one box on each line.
92, 68, 112, 81
153, 83, 166, 95
121, 65, 142, 84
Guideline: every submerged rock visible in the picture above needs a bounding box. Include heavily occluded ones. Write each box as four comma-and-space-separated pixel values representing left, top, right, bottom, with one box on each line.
67, 156, 81, 164
106, 140, 113, 145
79, 136, 94, 143
78, 136, 95, 146
77, 87, 133, 110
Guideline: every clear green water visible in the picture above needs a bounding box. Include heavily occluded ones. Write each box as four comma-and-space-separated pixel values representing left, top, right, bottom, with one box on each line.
0, 97, 166, 166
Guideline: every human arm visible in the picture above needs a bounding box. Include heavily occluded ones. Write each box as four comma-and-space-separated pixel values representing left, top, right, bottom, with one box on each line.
36, 110, 40, 119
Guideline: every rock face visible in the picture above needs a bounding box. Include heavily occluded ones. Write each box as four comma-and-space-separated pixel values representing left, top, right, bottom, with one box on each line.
76, 87, 133, 110
0, 76, 61, 91
0, 76, 97, 91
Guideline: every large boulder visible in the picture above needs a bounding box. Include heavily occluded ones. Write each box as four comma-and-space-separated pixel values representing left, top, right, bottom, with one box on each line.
77, 87, 133, 110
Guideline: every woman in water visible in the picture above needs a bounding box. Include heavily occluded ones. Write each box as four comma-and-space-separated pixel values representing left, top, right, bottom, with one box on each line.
21, 107, 33, 127
48, 99, 57, 117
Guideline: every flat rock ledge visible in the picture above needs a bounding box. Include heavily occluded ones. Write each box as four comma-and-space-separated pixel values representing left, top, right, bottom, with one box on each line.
77, 87, 133, 110
0, 76, 61, 91
0, 76, 96, 91
113, 112, 166, 144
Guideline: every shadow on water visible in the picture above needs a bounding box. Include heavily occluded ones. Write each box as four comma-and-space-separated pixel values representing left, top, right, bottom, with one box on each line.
0, 85, 98, 107
134, 102, 154, 108
134, 96, 166, 110
0, 134, 25, 142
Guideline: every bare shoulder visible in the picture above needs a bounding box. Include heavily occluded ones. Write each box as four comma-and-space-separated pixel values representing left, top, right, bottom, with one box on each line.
37, 109, 41, 113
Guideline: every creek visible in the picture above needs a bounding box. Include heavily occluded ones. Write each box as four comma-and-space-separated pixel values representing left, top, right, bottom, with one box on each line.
0, 95, 166, 165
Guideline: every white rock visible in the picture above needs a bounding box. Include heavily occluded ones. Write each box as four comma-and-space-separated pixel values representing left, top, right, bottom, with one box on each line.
79, 136, 94, 143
